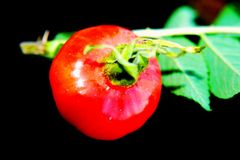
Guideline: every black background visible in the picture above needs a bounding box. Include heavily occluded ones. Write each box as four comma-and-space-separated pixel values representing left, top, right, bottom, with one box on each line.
9, 0, 240, 155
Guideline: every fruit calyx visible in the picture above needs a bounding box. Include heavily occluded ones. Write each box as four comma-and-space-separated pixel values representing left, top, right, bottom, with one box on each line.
84, 37, 205, 86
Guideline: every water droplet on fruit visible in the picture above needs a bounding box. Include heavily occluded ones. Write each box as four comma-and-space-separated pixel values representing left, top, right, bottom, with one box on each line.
77, 79, 85, 87
72, 61, 83, 78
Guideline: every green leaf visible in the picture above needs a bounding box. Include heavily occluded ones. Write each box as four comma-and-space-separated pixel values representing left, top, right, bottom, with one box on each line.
201, 4, 240, 98
164, 5, 197, 28
160, 4, 240, 110
162, 5, 211, 110
158, 37, 211, 111
200, 34, 240, 99
213, 4, 240, 26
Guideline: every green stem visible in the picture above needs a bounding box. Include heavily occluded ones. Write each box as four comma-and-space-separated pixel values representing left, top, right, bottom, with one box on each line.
19, 30, 69, 59
20, 27, 240, 59
133, 26, 240, 37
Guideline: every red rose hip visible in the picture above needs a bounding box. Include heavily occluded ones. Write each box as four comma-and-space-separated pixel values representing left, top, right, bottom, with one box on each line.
49, 25, 162, 140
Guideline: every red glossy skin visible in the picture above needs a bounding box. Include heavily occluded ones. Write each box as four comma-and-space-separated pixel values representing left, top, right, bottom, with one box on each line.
49, 25, 162, 140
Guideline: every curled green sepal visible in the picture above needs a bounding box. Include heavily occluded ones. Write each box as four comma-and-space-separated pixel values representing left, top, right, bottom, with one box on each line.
137, 37, 205, 58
